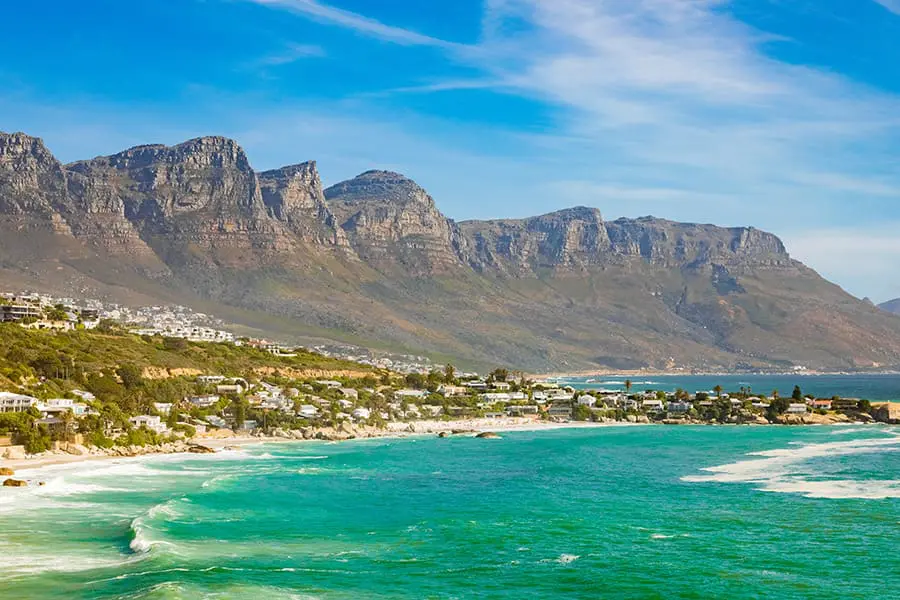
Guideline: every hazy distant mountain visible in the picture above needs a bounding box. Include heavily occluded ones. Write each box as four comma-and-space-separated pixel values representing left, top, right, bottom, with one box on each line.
879, 299, 900, 315
3, 130, 900, 372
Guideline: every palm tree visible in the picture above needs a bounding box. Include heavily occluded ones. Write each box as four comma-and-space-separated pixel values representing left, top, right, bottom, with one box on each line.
713, 385, 723, 398
624, 379, 633, 396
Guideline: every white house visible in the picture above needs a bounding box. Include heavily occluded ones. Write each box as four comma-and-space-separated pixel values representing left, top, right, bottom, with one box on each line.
129, 415, 169, 434
577, 395, 597, 407
352, 407, 371, 420
787, 403, 808, 414
339, 388, 359, 400
642, 399, 665, 412
439, 385, 468, 397
0, 392, 37, 413
298, 405, 319, 418
316, 380, 343, 388
395, 389, 428, 398
187, 395, 220, 408
153, 402, 174, 415
482, 392, 512, 403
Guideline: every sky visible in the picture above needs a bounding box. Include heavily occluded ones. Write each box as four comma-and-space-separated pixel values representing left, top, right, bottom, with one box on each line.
2, 0, 900, 302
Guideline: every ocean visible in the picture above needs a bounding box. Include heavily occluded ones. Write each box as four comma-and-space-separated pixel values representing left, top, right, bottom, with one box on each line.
559, 373, 900, 401
1, 424, 899, 599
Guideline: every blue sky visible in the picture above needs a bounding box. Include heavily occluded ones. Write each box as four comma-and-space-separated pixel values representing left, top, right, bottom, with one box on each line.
2, 0, 900, 301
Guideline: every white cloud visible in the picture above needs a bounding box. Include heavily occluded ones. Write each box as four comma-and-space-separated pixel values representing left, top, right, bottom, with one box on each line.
256, 42, 325, 65
249, 0, 457, 48
874, 0, 900, 15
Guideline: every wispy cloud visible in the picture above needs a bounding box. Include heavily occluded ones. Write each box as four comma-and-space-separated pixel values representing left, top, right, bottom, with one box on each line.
249, 0, 457, 48
256, 42, 325, 65
874, 0, 900, 14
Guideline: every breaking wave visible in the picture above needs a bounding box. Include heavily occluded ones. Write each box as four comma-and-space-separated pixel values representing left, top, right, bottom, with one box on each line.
682, 433, 900, 499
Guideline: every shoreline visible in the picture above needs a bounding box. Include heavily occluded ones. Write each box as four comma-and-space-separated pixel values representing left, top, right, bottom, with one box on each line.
2, 417, 886, 478
532, 370, 900, 379
2, 420, 638, 475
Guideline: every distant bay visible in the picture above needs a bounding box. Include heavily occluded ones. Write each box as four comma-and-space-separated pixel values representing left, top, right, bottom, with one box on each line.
559, 373, 900, 401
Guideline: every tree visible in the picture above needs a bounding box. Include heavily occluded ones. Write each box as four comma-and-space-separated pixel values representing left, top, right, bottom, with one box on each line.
767, 397, 791, 421
405, 372, 426, 389
232, 399, 246, 429
573, 404, 592, 421
117, 363, 143, 390
443, 364, 456, 384
792, 385, 803, 401
713, 385, 723, 398
858, 399, 872, 413
489, 368, 509, 383
624, 379, 633, 395
771, 389, 779, 400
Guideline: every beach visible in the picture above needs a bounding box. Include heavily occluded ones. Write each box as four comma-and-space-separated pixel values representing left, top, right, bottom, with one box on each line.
0, 418, 637, 475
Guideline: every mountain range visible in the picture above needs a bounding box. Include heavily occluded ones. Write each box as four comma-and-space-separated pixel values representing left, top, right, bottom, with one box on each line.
2, 131, 900, 372
880, 299, 900, 316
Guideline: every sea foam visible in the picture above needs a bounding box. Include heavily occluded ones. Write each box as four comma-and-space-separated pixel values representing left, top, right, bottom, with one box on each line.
682, 433, 900, 499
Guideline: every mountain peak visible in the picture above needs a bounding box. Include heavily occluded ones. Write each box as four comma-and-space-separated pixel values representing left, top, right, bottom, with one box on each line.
325, 170, 428, 207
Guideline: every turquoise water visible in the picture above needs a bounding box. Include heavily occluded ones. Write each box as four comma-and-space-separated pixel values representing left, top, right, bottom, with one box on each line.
561, 373, 900, 401
2, 426, 899, 599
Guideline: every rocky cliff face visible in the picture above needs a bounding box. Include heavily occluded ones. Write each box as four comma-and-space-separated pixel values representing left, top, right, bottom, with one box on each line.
460, 209, 792, 276
325, 170, 466, 274
258, 162, 349, 249
65, 137, 300, 270
2, 130, 898, 372
0, 133, 71, 229
461, 207, 610, 274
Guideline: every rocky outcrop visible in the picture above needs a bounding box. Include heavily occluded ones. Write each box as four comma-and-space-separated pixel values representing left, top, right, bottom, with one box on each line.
2, 478, 27, 487
871, 402, 900, 424
461, 211, 792, 275
325, 170, 466, 274
1, 446, 26, 460
187, 444, 216, 454
0, 133, 70, 218
0, 467, 13, 476
776, 412, 852, 425
462, 207, 610, 274
259, 162, 350, 249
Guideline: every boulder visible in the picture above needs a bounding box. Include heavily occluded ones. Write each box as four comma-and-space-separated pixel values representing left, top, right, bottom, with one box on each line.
188, 445, 216, 454
2, 478, 27, 487
438, 431, 449, 438
0, 467, 13, 476
2, 446, 26, 460
475, 432, 501, 439
65, 444, 89, 456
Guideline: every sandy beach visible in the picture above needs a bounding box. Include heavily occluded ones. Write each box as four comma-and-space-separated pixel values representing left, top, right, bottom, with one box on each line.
0, 419, 635, 475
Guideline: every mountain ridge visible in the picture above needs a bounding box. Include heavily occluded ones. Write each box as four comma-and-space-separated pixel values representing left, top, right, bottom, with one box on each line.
2, 130, 899, 372
879, 299, 900, 315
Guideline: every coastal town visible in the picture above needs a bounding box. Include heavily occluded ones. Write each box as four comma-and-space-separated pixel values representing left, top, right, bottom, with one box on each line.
1, 291, 899, 485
